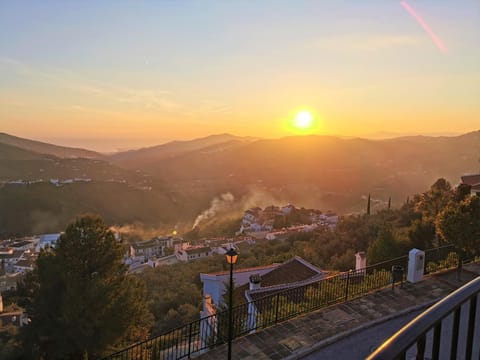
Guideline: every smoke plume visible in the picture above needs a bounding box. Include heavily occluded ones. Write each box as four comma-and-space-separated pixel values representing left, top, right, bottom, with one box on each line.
192, 192, 236, 229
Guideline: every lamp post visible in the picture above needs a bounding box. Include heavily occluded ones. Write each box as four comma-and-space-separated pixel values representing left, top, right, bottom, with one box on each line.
225, 248, 238, 360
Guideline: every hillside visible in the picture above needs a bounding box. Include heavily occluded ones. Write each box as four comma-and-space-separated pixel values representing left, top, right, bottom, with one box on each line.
0, 142, 48, 160
0, 181, 195, 237
0, 140, 147, 183
108, 133, 256, 168
0, 131, 479, 236
114, 131, 480, 213
0, 132, 100, 159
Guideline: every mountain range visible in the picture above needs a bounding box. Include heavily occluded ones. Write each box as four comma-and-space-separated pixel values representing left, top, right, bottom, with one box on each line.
0, 131, 479, 236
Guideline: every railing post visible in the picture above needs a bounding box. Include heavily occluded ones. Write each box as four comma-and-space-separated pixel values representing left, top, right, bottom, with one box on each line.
417, 334, 426, 359
187, 322, 193, 358
275, 292, 280, 323
465, 294, 477, 360
456, 248, 463, 281
345, 270, 351, 302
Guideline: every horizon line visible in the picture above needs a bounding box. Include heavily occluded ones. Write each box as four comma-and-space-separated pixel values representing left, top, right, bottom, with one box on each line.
2, 129, 478, 154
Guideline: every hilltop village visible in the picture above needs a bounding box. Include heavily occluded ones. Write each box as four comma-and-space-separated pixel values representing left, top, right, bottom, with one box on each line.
0, 204, 338, 289
125, 204, 338, 273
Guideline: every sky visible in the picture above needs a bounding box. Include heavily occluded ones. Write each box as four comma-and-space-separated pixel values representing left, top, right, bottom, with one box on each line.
0, 0, 479, 152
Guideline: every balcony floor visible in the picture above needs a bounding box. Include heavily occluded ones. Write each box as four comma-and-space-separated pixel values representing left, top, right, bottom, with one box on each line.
196, 264, 480, 360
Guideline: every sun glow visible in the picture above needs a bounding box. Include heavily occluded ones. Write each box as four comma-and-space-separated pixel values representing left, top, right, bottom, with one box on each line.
294, 111, 313, 129
283, 109, 323, 135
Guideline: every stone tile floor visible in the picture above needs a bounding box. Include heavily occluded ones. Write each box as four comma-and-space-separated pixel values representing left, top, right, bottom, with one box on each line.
195, 264, 479, 360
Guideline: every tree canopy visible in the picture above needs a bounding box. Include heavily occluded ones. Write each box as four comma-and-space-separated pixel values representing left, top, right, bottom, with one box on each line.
18, 214, 153, 360
367, 225, 400, 265
436, 195, 480, 256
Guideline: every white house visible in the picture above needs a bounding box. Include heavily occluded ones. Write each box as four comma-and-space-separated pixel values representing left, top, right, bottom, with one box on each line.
281, 204, 296, 214
0, 273, 23, 292
460, 174, 480, 196
176, 246, 213, 262
129, 237, 175, 261
0, 249, 25, 271
199, 256, 327, 347
36, 233, 61, 252
199, 263, 280, 315
13, 258, 35, 273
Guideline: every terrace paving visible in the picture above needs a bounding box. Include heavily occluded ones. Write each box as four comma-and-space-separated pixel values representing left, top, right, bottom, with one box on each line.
195, 263, 480, 360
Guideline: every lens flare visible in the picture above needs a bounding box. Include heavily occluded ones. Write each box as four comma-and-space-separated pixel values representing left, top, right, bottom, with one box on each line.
400, 1, 447, 54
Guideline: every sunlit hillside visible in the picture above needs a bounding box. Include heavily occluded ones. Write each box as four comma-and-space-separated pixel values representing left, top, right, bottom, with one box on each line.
1, 131, 479, 236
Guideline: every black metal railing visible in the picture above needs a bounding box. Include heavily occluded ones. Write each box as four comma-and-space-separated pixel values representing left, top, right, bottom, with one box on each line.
424, 244, 458, 275
367, 276, 480, 360
103, 246, 460, 360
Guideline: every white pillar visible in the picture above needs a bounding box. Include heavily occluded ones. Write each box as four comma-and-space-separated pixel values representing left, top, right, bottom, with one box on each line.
355, 251, 367, 270
407, 248, 425, 283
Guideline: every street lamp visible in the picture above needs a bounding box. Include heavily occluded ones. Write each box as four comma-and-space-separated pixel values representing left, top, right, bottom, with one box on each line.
225, 248, 238, 360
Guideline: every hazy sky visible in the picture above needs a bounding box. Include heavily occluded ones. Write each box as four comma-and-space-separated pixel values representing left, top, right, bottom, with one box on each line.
1, 1, 479, 152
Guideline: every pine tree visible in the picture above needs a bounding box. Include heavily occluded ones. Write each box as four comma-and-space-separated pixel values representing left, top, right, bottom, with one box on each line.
19, 214, 153, 359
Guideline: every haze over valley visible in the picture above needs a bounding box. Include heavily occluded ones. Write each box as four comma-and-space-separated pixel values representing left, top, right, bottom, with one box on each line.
1, 130, 479, 236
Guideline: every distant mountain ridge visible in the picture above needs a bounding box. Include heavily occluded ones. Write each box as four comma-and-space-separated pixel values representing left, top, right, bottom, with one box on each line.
106, 130, 480, 212
0, 142, 48, 160
0, 132, 100, 159
0, 130, 479, 236
108, 133, 257, 168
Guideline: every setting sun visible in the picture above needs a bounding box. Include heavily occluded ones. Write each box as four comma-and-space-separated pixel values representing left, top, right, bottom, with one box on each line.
294, 111, 313, 129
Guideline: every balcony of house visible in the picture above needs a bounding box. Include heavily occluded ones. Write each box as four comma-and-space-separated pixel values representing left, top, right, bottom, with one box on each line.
103, 246, 479, 360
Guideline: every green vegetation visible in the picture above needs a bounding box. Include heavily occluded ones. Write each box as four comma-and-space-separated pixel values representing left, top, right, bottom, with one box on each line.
17, 215, 152, 359
2, 178, 479, 357
272, 207, 315, 229
367, 226, 400, 265
184, 217, 242, 241
137, 178, 480, 340
0, 182, 189, 237
437, 194, 480, 255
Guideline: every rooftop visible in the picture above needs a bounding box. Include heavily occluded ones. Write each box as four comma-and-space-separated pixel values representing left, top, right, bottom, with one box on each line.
14, 259, 35, 268
185, 246, 212, 255
0, 250, 24, 259
39, 233, 61, 244
206, 264, 280, 277
241, 257, 325, 300
461, 174, 480, 186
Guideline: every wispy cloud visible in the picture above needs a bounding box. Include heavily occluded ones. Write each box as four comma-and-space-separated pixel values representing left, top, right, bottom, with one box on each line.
0, 56, 179, 111
181, 98, 233, 118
